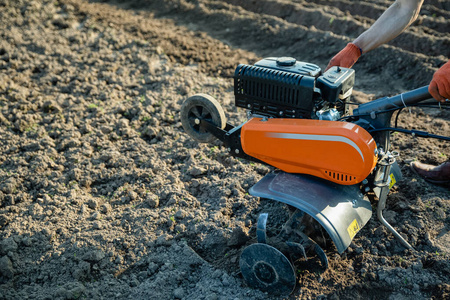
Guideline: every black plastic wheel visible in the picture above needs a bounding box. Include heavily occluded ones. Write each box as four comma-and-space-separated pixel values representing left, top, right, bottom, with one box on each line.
240, 243, 296, 295
180, 93, 226, 143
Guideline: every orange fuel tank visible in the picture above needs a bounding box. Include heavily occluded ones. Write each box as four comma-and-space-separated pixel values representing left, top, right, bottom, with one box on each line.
241, 118, 378, 185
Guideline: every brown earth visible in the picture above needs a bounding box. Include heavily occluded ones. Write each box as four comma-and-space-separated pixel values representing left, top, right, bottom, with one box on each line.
0, 0, 449, 299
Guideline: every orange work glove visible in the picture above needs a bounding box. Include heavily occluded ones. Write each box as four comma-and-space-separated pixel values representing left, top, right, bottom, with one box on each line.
428, 60, 450, 102
325, 43, 362, 71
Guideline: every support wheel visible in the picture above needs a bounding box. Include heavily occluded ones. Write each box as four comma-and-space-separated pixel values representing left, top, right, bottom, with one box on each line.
240, 244, 296, 295
180, 93, 226, 143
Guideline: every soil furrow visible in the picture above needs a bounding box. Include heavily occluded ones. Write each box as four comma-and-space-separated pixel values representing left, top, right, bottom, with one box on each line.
112, 0, 446, 95
306, 0, 450, 34
305, 0, 450, 19
221, 0, 450, 57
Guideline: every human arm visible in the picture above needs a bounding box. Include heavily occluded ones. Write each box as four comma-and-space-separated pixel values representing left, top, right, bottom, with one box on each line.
326, 0, 424, 70
353, 0, 424, 53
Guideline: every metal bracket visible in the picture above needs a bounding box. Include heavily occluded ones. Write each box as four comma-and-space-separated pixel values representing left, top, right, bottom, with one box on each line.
375, 152, 414, 251
200, 119, 264, 163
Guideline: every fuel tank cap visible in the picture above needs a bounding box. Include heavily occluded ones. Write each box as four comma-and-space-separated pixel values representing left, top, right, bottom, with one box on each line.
276, 57, 296, 67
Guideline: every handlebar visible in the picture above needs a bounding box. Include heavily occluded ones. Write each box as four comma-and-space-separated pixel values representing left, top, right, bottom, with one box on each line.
353, 86, 432, 116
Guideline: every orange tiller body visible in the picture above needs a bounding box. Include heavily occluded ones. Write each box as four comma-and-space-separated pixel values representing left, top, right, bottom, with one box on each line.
241, 118, 378, 185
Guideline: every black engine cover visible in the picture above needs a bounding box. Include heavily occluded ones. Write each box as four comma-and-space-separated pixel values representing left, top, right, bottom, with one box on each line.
234, 57, 354, 119
234, 57, 321, 119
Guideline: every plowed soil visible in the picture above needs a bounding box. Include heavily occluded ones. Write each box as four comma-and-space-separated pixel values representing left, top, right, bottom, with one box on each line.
0, 0, 449, 299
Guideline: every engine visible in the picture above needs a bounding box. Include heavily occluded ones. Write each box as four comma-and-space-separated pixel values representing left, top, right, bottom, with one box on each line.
234, 57, 355, 121
234, 57, 377, 185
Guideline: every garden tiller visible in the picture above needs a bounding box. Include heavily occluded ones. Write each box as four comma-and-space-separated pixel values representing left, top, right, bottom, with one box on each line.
180, 57, 450, 295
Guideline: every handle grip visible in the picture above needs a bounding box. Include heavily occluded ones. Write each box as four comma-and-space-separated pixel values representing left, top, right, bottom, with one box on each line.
355, 86, 432, 115
388, 86, 431, 107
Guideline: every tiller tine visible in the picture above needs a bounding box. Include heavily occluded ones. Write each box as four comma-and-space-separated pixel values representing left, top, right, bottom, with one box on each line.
256, 213, 268, 244
281, 209, 329, 268
240, 207, 329, 295
313, 243, 329, 269
286, 238, 329, 269
285, 241, 307, 261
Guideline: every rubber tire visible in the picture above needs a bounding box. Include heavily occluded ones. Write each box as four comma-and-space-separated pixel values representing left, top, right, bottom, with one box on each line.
180, 93, 226, 143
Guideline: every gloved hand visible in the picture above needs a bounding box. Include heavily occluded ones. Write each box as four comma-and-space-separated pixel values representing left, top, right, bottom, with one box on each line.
325, 43, 362, 71
429, 60, 450, 102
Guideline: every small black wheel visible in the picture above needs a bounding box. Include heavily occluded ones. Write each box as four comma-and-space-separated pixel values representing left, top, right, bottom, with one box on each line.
180, 94, 226, 143
240, 243, 296, 295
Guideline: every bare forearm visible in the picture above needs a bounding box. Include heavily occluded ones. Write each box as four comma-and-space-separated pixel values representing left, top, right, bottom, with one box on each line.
353, 0, 423, 53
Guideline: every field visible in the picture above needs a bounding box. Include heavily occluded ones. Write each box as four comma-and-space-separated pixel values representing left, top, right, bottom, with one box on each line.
0, 0, 449, 299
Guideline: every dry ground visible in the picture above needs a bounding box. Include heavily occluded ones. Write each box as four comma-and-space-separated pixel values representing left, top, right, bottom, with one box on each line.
0, 0, 449, 299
